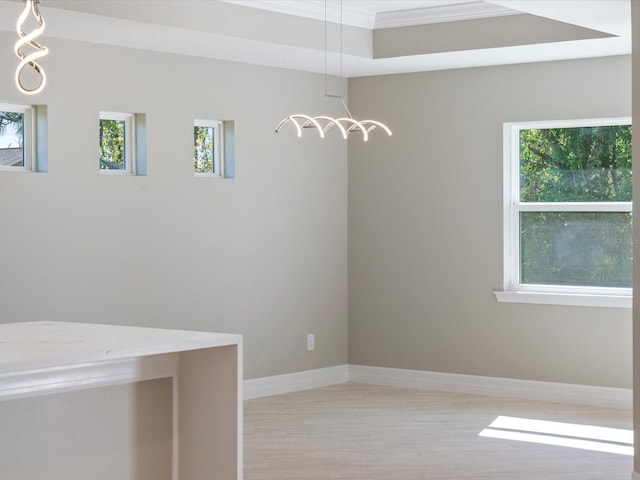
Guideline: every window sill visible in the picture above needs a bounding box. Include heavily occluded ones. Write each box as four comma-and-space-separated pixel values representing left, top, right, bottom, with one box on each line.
494, 291, 631, 308
194, 173, 225, 178
99, 170, 134, 176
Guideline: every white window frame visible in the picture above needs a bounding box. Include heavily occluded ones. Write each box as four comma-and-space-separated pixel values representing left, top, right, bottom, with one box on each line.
99, 111, 136, 175
0, 103, 34, 172
495, 117, 632, 308
194, 119, 224, 178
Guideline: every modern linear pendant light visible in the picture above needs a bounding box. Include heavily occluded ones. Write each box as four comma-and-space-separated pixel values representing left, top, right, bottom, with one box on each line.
275, 0, 391, 141
15, 0, 48, 95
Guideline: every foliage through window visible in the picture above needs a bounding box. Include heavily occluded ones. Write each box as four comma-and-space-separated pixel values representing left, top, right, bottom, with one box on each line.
99, 112, 135, 174
0, 104, 30, 170
502, 118, 632, 300
194, 120, 223, 176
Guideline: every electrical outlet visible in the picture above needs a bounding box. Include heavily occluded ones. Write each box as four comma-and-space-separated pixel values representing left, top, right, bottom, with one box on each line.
307, 333, 315, 352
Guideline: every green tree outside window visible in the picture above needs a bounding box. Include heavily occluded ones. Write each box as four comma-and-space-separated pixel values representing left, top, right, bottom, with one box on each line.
194, 125, 214, 174
519, 125, 632, 288
99, 119, 126, 170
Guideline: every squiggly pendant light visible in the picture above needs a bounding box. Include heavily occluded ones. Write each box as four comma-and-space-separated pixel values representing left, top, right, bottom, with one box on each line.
275, 0, 391, 141
275, 110, 392, 141
15, 0, 48, 95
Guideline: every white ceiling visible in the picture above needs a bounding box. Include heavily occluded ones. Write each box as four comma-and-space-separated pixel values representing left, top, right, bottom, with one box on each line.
0, 0, 631, 77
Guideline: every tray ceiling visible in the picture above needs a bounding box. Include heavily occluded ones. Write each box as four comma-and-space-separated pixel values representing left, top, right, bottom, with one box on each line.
0, 0, 630, 77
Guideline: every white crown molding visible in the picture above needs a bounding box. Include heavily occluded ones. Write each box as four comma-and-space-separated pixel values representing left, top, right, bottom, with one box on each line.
220, 0, 376, 29
375, 1, 520, 29
221, 0, 520, 30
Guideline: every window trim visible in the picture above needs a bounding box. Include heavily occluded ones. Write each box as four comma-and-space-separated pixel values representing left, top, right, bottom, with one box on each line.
99, 111, 136, 175
0, 103, 34, 172
496, 117, 632, 308
194, 119, 224, 178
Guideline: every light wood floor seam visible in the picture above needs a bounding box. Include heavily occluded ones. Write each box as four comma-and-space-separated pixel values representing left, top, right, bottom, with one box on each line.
244, 382, 632, 479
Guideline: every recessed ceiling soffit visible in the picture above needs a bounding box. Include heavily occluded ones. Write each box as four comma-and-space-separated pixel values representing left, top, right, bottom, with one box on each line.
374, 14, 614, 59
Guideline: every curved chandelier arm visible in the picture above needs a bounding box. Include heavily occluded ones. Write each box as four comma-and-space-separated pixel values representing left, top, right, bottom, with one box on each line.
360, 120, 392, 136
314, 116, 348, 139
275, 115, 325, 138
299, 117, 328, 138
15, 0, 48, 95
275, 117, 294, 134
336, 118, 369, 142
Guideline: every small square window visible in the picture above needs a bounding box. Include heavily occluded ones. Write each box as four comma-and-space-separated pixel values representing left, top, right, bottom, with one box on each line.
100, 112, 136, 174
0, 103, 32, 171
194, 119, 224, 177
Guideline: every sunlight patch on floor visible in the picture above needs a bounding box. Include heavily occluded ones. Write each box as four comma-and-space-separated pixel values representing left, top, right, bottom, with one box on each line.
479, 416, 633, 456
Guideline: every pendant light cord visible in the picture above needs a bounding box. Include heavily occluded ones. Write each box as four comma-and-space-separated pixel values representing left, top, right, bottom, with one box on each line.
340, 0, 343, 79
275, 0, 392, 139
324, 0, 327, 97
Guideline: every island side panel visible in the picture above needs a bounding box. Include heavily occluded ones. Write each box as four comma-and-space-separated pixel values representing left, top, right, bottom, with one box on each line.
178, 344, 240, 480
0, 379, 172, 480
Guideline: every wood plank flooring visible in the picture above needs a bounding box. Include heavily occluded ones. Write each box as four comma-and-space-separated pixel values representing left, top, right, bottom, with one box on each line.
244, 382, 632, 480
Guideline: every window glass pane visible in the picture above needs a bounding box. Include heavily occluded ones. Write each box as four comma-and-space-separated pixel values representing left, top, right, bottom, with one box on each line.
194, 126, 215, 174
520, 212, 632, 288
0, 111, 24, 167
100, 119, 126, 170
519, 125, 632, 202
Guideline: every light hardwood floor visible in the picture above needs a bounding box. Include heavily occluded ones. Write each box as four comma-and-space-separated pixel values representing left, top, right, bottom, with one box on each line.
244, 382, 632, 480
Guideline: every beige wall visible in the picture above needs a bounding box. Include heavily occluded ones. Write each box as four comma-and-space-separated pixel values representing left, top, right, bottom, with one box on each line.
0, 33, 631, 390
348, 55, 632, 388
0, 33, 348, 380
1, 21, 632, 480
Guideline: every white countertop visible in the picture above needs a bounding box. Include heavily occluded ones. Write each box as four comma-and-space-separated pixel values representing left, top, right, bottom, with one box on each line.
0, 321, 242, 374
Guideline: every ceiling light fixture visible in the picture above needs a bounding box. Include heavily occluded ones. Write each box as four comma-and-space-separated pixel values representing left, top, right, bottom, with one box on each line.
15, 0, 48, 95
275, 0, 391, 141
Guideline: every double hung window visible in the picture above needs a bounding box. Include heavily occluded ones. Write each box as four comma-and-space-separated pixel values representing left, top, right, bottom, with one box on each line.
497, 118, 632, 307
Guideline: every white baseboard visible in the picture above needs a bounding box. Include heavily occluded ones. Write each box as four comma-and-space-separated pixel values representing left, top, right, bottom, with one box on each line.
244, 365, 349, 400
243, 364, 631, 409
348, 365, 632, 410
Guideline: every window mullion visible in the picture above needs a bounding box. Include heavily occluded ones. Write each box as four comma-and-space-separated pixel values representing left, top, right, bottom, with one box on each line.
518, 202, 632, 212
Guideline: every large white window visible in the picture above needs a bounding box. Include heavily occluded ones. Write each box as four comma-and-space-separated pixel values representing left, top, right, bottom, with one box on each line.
0, 103, 33, 171
496, 118, 632, 308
